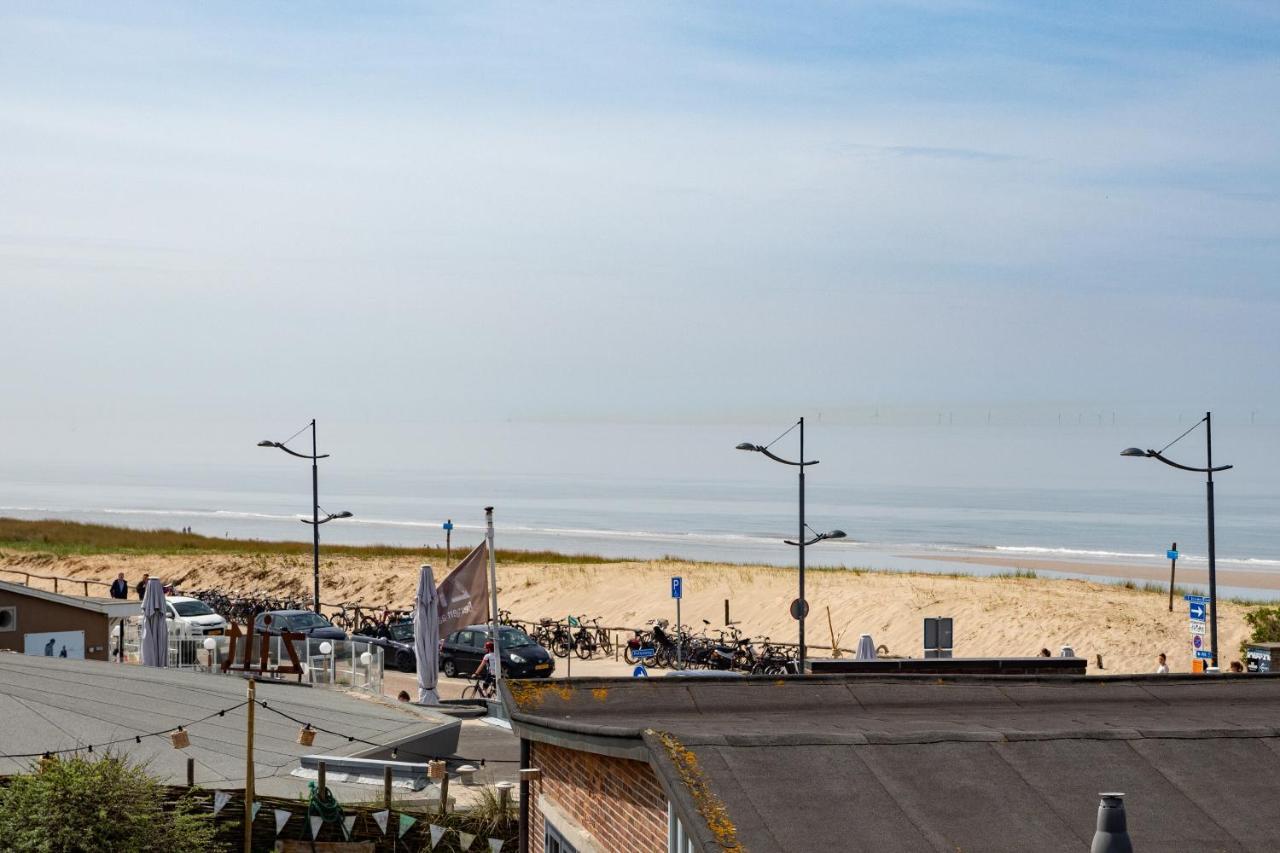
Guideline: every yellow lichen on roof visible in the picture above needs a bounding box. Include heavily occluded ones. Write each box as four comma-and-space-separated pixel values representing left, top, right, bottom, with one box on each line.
506, 679, 574, 709
655, 731, 744, 851
591, 687, 609, 702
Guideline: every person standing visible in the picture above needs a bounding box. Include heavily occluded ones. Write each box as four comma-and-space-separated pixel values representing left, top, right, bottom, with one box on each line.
135, 573, 150, 600
109, 572, 129, 599
1155, 652, 1169, 674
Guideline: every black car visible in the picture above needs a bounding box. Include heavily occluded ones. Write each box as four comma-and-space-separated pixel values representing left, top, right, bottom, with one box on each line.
440, 624, 554, 679
354, 621, 417, 672
253, 609, 348, 641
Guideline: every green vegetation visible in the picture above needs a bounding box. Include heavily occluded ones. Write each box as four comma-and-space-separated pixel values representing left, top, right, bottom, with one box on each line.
1240, 605, 1280, 658
0, 517, 612, 564
994, 569, 1038, 579
0, 755, 221, 853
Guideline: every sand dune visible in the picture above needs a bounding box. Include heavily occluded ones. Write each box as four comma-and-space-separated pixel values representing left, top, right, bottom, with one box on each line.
0, 549, 1250, 674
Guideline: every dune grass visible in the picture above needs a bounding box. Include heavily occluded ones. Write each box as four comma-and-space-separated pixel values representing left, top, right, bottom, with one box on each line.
0, 517, 613, 565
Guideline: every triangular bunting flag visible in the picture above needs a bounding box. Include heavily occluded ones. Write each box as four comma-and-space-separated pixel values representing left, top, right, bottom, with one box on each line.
489, 838, 505, 853
251, 801, 262, 822
399, 813, 417, 838
212, 791, 231, 816
274, 809, 291, 835
373, 810, 389, 835
458, 830, 476, 850
429, 824, 446, 848
342, 815, 356, 839
310, 815, 323, 838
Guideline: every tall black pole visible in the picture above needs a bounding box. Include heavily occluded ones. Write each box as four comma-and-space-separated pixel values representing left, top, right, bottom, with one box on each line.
1206, 411, 1218, 668
311, 419, 321, 614
798, 416, 806, 673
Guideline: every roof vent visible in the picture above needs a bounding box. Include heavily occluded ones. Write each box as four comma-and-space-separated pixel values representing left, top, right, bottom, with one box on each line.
1091, 792, 1133, 853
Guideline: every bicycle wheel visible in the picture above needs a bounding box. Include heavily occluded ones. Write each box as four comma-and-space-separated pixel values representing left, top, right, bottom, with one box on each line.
574, 636, 595, 660
596, 629, 613, 656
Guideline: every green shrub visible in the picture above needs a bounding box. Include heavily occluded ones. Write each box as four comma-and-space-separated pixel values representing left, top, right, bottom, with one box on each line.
1240, 605, 1280, 660
0, 754, 222, 853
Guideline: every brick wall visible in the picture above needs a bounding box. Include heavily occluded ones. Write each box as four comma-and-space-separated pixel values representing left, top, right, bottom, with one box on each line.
530, 742, 668, 853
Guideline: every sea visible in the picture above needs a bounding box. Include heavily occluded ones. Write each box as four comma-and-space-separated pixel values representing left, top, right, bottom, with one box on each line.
2, 419, 1278, 597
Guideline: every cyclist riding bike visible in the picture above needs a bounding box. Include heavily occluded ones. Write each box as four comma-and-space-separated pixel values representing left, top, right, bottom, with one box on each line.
471, 640, 497, 694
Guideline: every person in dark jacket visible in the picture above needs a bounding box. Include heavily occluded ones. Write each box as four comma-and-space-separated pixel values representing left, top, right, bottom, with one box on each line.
109, 572, 129, 599
135, 573, 150, 600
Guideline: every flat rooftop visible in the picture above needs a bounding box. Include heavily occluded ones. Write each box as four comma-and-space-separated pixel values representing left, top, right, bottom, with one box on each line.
506, 674, 1280, 852
0, 653, 460, 799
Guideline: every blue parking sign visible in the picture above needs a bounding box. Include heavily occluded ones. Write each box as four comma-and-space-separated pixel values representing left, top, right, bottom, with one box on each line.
671, 577, 682, 599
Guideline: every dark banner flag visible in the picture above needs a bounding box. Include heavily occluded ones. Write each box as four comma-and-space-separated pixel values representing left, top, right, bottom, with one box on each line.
437, 541, 488, 636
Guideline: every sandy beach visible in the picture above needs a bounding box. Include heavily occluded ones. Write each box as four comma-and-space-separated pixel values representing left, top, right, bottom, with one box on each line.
910, 552, 1280, 592
0, 546, 1252, 675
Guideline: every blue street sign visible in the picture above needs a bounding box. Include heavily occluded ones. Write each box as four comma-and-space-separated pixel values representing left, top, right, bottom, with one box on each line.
1189, 602, 1207, 621
1167, 549, 1179, 561
443, 521, 453, 531
1195, 650, 1213, 660
630, 647, 655, 660
1183, 593, 1210, 604
633, 665, 648, 678
1193, 635, 1203, 649
671, 576, 683, 600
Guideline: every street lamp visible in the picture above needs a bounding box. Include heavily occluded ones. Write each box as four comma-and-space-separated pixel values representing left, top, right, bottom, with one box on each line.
737, 417, 843, 673
258, 420, 352, 613
1121, 411, 1232, 668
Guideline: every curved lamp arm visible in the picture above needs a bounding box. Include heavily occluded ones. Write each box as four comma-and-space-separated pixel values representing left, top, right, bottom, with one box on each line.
737, 443, 818, 467
303, 511, 353, 526
258, 440, 329, 461
1127, 448, 1233, 474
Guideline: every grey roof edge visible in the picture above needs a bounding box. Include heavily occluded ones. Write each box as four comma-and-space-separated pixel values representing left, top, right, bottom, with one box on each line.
0, 579, 138, 617
641, 729, 731, 853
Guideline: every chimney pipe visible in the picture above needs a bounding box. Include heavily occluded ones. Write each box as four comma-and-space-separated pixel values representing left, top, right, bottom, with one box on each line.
1091, 792, 1133, 853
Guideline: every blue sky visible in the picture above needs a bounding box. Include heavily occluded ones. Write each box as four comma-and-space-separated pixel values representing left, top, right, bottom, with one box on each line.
1, 2, 1278, 468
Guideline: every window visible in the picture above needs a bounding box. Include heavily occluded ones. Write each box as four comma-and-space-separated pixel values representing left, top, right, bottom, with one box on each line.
458, 630, 476, 648
545, 821, 579, 853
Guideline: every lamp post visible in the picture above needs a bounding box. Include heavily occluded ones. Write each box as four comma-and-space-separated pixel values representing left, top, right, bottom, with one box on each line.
258, 420, 353, 613
737, 417, 845, 672
1121, 411, 1232, 668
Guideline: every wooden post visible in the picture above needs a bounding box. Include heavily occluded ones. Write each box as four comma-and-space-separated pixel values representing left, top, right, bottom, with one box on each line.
725, 599, 730, 625
439, 773, 450, 816
187, 756, 195, 787
317, 761, 326, 796
83, 581, 90, 596
383, 765, 392, 809
53, 577, 58, 594
244, 680, 255, 853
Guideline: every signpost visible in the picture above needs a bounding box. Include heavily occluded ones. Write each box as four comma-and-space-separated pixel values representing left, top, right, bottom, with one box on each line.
1186, 592, 1210, 669
631, 647, 654, 677
671, 577, 683, 668
443, 519, 454, 568
1166, 542, 1178, 612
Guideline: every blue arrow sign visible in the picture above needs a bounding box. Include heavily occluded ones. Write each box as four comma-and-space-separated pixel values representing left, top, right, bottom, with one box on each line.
630, 647, 655, 660
1195, 650, 1213, 660
1183, 593, 1210, 604
1167, 549, 1179, 561
632, 665, 648, 678
1189, 602, 1207, 621
671, 576, 683, 600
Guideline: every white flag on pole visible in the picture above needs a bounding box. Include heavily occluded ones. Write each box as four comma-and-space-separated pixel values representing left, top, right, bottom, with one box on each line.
489, 837, 505, 853
373, 810, 390, 835
212, 791, 231, 815
458, 830, 476, 850
273, 809, 291, 835
251, 801, 262, 822
429, 824, 447, 848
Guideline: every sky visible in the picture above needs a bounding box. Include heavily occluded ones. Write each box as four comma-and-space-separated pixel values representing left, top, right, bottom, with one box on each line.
2, 1, 1279, 475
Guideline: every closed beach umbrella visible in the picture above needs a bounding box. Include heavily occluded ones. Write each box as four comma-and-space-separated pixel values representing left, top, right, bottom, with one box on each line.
140, 578, 168, 668
855, 633, 877, 661
414, 564, 440, 704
